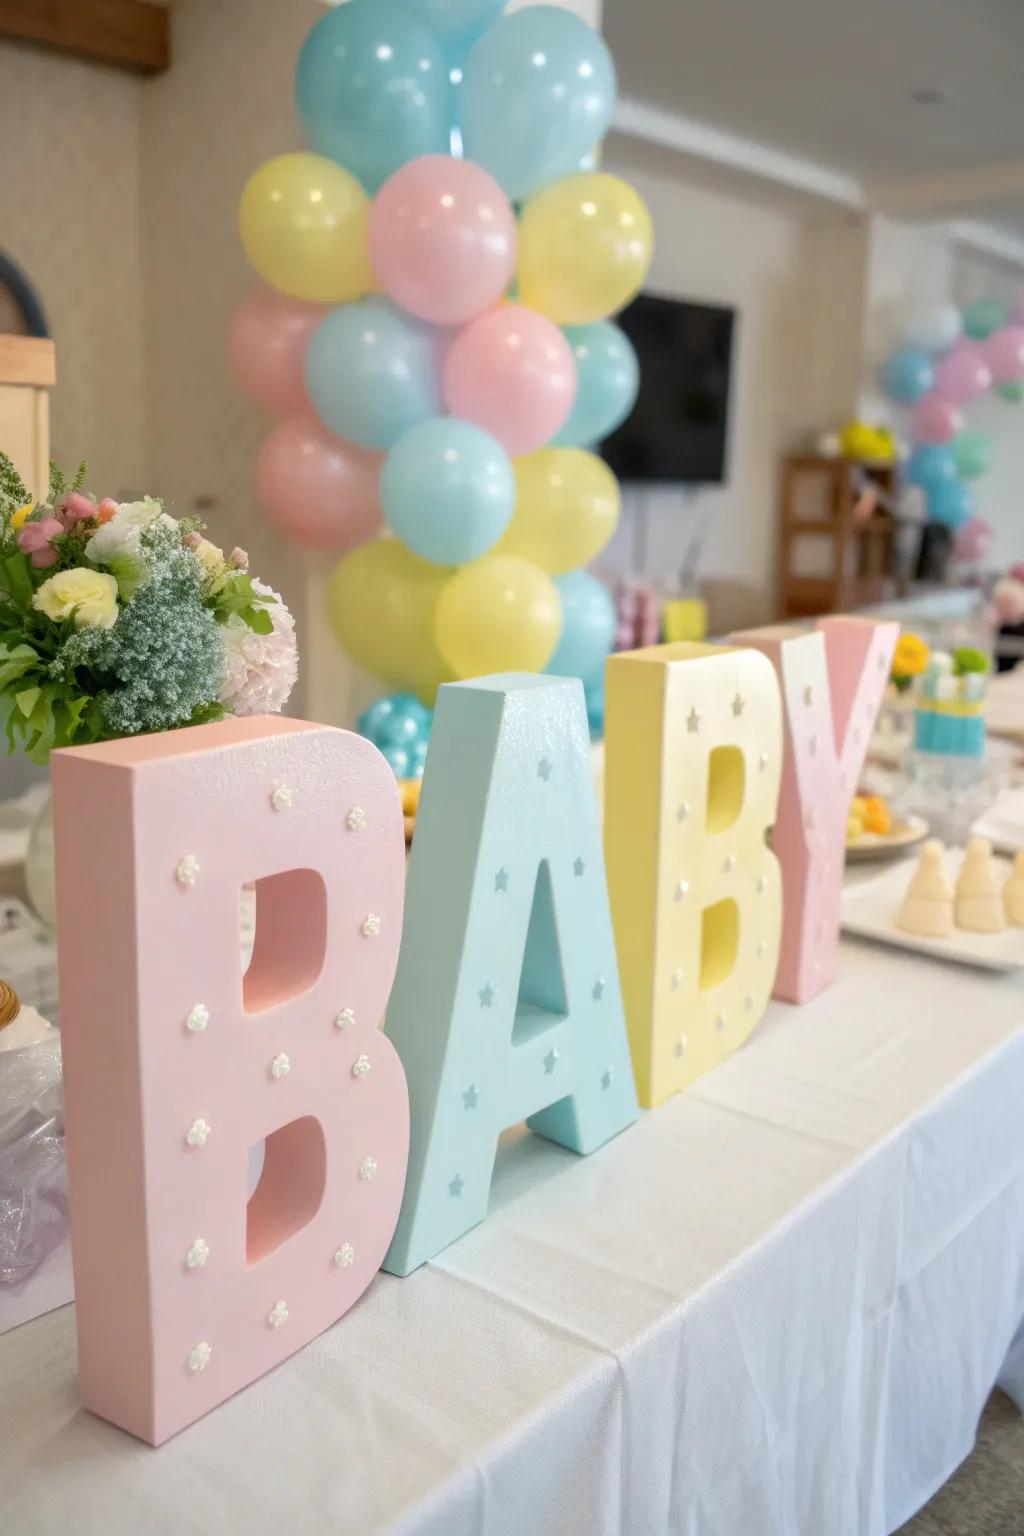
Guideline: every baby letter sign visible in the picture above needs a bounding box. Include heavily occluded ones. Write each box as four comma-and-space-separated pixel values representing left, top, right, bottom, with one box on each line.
604, 642, 783, 1108
52, 717, 409, 1445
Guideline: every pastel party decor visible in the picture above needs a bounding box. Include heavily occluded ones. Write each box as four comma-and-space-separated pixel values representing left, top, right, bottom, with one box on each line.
911, 394, 962, 446
952, 431, 993, 481
257, 416, 382, 551
928, 477, 975, 530
906, 443, 956, 492
496, 448, 621, 574
435, 554, 562, 678
985, 325, 1024, 386
326, 539, 452, 703
369, 156, 516, 326
544, 570, 615, 688
227, 289, 324, 419
52, 716, 409, 1443
295, 0, 449, 193
306, 299, 442, 452
381, 418, 515, 566
382, 673, 637, 1276
443, 305, 577, 458
459, 5, 617, 201
238, 155, 372, 306
895, 298, 961, 353
603, 643, 784, 1109
934, 339, 992, 407
962, 298, 1007, 341
733, 617, 897, 1004
518, 173, 654, 326
235, 0, 648, 688
879, 347, 934, 405
553, 322, 640, 448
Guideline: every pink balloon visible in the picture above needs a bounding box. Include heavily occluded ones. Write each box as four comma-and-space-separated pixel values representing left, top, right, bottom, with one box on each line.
370, 155, 516, 327
257, 416, 382, 550
952, 516, 992, 563
912, 393, 963, 445
443, 304, 576, 456
933, 338, 992, 406
984, 325, 1024, 386
228, 289, 325, 417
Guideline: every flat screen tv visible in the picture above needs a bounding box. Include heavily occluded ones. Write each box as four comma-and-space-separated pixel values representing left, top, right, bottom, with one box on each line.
601, 293, 736, 485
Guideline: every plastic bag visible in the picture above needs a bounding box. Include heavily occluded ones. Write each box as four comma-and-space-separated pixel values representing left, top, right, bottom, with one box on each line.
0, 1035, 66, 1285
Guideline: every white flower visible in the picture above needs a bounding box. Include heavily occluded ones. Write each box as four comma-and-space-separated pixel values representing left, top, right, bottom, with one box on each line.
219, 581, 298, 717
86, 497, 171, 565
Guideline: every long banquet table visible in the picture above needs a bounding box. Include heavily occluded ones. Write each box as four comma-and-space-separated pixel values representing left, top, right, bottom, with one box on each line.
2, 935, 1023, 1535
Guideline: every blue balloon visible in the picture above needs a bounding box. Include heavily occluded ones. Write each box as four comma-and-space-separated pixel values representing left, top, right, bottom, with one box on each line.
409, 738, 429, 779
382, 418, 515, 566
545, 570, 616, 689
928, 479, 975, 530
403, 0, 506, 50
305, 299, 442, 450
962, 297, 1007, 342
879, 348, 934, 404
295, 0, 449, 193
907, 444, 956, 491
460, 6, 617, 200
553, 323, 640, 448
584, 677, 605, 738
357, 696, 398, 740
379, 741, 412, 778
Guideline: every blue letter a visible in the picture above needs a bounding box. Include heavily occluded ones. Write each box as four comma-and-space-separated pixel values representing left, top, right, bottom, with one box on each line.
383, 674, 637, 1276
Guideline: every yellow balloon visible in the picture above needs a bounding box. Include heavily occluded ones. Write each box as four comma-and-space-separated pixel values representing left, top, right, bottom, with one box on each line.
240, 153, 372, 304
327, 538, 453, 702
496, 449, 620, 575
518, 173, 653, 326
436, 556, 562, 679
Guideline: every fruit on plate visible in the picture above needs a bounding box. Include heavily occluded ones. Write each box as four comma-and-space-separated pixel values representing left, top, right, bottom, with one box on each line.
847, 793, 893, 843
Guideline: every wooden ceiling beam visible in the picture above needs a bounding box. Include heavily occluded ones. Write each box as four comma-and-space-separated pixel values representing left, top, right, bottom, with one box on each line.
0, 0, 170, 76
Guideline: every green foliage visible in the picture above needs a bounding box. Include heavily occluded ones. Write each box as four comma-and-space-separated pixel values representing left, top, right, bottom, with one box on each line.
953, 646, 989, 676
46, 459, 87, 503
212, 570, 276, 636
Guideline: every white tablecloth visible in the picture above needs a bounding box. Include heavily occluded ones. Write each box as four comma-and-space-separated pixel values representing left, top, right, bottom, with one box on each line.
2, 938, 1023, 1536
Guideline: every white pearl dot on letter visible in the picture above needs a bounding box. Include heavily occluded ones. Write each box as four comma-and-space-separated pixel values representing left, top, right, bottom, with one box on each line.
335, 1008, 356, 1030
361, 913, 381, 939
186, 1238, 209, 1270
270, 782, 293, 812
359, 1156, 378, 1181
334, 1243, 355, 1268
185, 1003, 209, 1035
267, 1300, 289, 1329
188, 1341, 212, 1374
270, 1052, 291, 1080
346, 807, 367, 832
352, 1054, 371, 1079
186, 1118, 210, 1148
176, 854, 200, 887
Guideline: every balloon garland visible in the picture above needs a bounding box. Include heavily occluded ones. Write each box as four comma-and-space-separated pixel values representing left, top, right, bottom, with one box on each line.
881, 291, 1024, 551
230, 0, 652, 709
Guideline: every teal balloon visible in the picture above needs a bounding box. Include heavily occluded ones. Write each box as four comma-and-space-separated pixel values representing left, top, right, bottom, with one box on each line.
403, 0, 506, 50
879, 348, 934, 404
998, 381, 1024, 405
357, 696, 399, 740
907, 444, 956, 491
295, 0, 449, 193
928, 478, 974, 530
545, 570, 615, 688
460, 6, 616, 200
952, 431, 993, 480
379, 741, 412, 778
553, 323, 640, 448
305, 299, 442, 450
382, 418, 514, 566
962, 298, 1008, 342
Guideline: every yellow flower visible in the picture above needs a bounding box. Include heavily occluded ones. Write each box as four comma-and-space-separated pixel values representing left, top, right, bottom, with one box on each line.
33, 567, 119, 630
11, 504, 33, 530
192, 538, 225, 574
893, 633, 930, 678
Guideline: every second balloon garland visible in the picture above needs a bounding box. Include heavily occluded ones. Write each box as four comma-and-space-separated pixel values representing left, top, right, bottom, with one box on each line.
231, 0, 653, 701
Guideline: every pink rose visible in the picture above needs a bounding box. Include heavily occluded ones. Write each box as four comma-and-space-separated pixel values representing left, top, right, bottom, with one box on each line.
54, 491, 96, 528
17, 518, 64, 568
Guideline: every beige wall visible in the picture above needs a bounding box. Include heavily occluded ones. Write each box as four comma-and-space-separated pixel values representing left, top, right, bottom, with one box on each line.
0, 44, 148, 496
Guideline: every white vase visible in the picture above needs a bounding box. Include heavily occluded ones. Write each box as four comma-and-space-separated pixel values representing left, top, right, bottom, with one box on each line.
25, 792, 57, 929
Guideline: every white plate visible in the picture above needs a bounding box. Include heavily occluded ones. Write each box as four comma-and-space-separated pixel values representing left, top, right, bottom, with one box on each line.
841, 848, 1024, 972
845, 815, 929, 863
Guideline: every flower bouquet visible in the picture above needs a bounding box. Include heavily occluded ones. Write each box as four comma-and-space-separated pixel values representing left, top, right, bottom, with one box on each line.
0, 453, 297, 763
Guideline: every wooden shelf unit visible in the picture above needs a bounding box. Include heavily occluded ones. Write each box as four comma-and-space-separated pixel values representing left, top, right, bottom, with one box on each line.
778, 454, 904, 620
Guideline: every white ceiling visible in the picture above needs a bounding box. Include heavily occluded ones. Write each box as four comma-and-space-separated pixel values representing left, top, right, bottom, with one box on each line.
605, 0, 1024, 240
